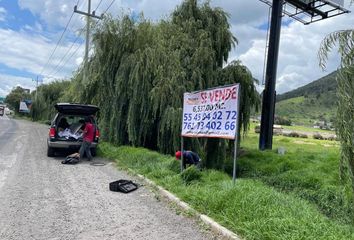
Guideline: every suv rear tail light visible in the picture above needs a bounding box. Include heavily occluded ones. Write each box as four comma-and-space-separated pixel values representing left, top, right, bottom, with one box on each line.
49, 127, 56, 138
95, 129, 100, 139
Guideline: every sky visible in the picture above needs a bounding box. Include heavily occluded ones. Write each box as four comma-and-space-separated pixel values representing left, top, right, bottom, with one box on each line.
0, 0, 353, 97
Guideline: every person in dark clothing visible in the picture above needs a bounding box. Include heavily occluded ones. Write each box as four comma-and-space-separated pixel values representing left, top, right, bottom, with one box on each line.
175, 150, 201, 169
57, 117, 70, 131
79, 117, 95, 161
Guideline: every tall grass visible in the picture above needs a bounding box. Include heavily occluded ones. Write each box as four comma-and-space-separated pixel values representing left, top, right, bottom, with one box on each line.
98, 141, 354, 240
239, 131, 354, 225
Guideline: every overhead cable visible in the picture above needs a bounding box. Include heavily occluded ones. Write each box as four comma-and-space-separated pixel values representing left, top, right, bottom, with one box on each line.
39, 12, 75, 76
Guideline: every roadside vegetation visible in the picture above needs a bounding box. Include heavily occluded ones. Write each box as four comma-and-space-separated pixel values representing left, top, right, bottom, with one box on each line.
31, 80, 71, 121
98, 130, 354, 239
6, 0, 260, 171
69, 0, 259, 171
318, 20, 354, 199
276, 95, 336, 126
275, 71, 337, 126
4, 0, 354, 239
4, 86, 31, 114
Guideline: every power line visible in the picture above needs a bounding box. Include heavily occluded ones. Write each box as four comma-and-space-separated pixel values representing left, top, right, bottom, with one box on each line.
47, 42, 84, 79
47, 2, 103, 79
43, 0, 110, 80
39, 11, 76, 76
48, 16, 103, 77
39, 0, 81, 77
58, 43, 83, 75
77, 0, 84, 9
103, 0, 116, 15
47, 28, 85, 76
94, 0, 104, 12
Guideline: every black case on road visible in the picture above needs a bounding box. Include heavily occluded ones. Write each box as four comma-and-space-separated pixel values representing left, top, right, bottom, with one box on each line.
109, 180, 138, 193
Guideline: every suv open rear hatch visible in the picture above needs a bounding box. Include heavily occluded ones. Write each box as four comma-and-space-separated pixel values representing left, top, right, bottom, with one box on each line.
54, 103, 99, 115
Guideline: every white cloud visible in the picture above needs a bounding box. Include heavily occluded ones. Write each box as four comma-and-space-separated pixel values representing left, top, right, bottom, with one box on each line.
1, 0, 353, 97
0, 28, 84, 79
17, 0, 126, 29
23, 21, 43, 32
75, 56, 83, 66
0, 74, 34, 96
212, 0, 269, 26
134, 0, 181, 20
18, 0, 80, 30
0, 7, 6, 22
232, 1, 354, 94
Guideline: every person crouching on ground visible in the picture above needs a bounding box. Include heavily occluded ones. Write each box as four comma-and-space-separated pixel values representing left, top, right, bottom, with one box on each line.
175, 150, 201, 170
79, 116, 95, 161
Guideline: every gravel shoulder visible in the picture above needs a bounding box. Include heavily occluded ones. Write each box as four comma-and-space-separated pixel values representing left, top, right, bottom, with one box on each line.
0, 118, 214, 240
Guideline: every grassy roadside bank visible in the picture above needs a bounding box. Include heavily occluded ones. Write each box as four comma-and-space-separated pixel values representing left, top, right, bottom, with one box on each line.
98, 139, 354, 239
240, 129, 354, 225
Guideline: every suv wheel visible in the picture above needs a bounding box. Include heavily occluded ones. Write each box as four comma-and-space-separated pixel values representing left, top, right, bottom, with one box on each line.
47, 146, 55, 157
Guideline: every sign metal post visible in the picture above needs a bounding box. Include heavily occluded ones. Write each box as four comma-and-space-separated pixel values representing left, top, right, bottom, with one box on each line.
180, 137, 184, 172
232, 86, 241, 183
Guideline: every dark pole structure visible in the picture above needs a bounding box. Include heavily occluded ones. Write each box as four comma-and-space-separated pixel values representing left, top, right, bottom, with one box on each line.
259, 0, 284, 150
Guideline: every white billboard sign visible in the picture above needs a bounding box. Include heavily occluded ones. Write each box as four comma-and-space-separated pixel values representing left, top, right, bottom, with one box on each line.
181, 84, 240, 139
19, 99, 32, 113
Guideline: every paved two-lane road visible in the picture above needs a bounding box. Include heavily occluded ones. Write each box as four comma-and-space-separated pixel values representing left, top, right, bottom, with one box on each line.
0, 117, 213, 240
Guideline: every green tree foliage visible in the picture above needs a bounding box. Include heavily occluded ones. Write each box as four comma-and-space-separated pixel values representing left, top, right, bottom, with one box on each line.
70, 0, 259, 170
4, 86, 31, 113
274, 115, 292, 126
319, 28, 354, 194
31, 80, 71, 121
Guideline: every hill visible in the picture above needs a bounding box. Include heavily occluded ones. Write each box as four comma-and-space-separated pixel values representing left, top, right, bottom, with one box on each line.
275, 71, 338, 126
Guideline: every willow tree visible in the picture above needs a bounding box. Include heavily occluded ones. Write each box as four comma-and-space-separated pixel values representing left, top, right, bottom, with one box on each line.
71, 0, 259, 170
86, 16, 159, 145
319, 29, 354, 194
30, 80, 71, 121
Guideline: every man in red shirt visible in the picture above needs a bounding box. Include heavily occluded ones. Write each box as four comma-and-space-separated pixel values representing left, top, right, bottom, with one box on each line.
79, 116, 95, 161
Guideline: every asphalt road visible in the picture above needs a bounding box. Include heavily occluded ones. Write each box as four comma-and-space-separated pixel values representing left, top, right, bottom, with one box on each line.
0, 116, 213, 240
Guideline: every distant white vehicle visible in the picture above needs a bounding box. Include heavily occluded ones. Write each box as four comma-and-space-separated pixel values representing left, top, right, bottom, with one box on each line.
5, 107, 13, 115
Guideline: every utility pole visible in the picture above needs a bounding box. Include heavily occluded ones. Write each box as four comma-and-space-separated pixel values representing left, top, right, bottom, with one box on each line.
259, 0, 284, 150
32, 76, 39, 102
74, 0, 102, 83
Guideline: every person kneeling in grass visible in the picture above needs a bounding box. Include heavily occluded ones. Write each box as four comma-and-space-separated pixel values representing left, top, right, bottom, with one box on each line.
175, 150, 201, 170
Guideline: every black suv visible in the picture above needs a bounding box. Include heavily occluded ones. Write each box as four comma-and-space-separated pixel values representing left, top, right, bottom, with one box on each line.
47, 103, 100, 157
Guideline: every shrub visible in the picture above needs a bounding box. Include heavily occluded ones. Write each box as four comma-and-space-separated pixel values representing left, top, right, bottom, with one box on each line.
299, 133, 309, 138
289, 131, 300, 138
282, 132, 291, 137
180, 166, 202, 184
313, 133, 324, 140
327, 135, 337, 141
274, 115, 292, 126
168, 159, 181, 174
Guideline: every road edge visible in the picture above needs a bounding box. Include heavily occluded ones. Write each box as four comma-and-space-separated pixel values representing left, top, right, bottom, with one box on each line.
135, 173, 242, 240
